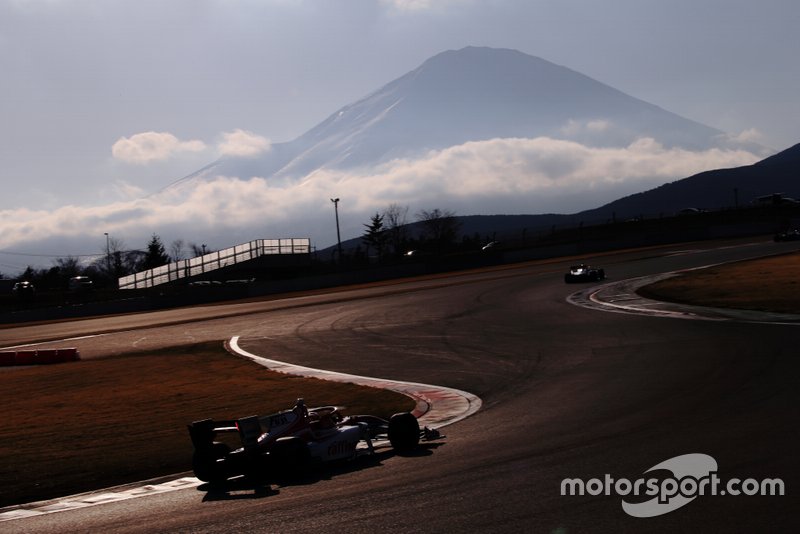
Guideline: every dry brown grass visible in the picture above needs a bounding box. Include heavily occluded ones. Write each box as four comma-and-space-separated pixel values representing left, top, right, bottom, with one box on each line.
638, 251, 800, 313
0, 342, 413, 508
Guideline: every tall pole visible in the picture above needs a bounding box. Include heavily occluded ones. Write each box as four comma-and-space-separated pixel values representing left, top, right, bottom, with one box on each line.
331, 198, 342, 261
104, 232, 111, 276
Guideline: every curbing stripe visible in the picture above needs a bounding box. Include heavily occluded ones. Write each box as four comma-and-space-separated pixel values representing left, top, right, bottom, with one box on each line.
226, 336, 482, 429
568, 273, 800, 325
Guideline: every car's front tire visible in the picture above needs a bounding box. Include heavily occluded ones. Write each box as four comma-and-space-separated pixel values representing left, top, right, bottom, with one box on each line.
388, 412, 420, 452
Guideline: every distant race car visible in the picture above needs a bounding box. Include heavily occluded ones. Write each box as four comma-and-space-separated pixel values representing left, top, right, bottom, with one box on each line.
188, 398, 440, 484
564, 264, 606, 283
774, 229, 800, 242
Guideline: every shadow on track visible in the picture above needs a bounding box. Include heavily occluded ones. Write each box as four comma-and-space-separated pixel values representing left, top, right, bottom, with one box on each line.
199, 443, 442, 502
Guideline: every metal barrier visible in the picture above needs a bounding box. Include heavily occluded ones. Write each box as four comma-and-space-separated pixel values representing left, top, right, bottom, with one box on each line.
118, 238, 310, 290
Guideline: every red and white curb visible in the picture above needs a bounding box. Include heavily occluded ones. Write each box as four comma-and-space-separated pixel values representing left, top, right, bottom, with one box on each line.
568, 272, 800, 325
227, 336, 482, 429
0, 336, 481, 523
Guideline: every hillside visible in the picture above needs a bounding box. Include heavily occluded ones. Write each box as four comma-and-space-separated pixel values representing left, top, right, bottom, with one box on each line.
578, 142, 800, 222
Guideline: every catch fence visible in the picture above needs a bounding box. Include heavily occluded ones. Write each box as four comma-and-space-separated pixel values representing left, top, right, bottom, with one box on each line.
118, 238, 310, 290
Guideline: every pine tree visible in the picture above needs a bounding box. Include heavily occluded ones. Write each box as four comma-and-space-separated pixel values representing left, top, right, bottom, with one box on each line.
142, 234, 171, 270
362, 212, 387, 260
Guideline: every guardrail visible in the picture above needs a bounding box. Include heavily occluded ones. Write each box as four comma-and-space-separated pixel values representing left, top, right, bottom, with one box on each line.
118, 238, 310, 290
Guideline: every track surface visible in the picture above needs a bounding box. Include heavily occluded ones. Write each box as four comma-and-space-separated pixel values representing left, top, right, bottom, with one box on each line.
3, 239, 799, 533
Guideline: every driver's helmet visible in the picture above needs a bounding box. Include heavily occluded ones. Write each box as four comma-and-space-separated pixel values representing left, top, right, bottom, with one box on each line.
294, 398, 308, 418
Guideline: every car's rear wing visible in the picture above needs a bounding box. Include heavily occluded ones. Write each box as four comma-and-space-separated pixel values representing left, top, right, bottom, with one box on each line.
188, 419, 239, 450
188, 412, 285, 451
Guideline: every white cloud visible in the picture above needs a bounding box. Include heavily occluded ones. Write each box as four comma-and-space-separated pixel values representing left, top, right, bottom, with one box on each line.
108, 181, 146, 200
334, 136, 759, 205
379, 0, 469, 13
0, 137, 762, 255
380, 0, 434, 11
111, 132, 207, 164
218, 129, 271, 157
728, 128, 765, 144
586, 120, 611, 132
561, 119, 611, 136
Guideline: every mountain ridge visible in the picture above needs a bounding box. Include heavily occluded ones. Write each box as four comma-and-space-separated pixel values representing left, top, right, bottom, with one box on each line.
173, 46, 759, 190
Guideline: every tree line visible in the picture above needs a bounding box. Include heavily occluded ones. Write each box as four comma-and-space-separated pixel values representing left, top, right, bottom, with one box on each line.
5, 203, 474, 290
7, 235, 211, 291
358, 204, 466, 262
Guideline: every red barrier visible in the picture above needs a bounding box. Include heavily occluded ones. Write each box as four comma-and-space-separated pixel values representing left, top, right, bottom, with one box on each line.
35, 349, 59, 365
57, 348, 80, 362
0, 348, 81, 366
14, 350, 38, 366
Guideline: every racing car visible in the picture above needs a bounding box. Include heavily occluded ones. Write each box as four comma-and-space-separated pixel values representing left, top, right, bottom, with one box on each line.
774, 229, 800, 242
564, 263, 606, 283
188, 398, 439, 484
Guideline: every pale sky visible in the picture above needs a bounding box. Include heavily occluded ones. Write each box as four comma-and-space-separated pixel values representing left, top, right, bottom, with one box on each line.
1, 0, 798, 272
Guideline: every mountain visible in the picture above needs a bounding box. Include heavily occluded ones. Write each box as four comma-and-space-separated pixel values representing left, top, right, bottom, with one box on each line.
328, 142, 800, 252
149, 46, 784, 257
169, 46, 760, 189
576, 142, 800, 222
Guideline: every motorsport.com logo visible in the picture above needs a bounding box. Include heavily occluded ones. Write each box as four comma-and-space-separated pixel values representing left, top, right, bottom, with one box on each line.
561, 453, 784, 517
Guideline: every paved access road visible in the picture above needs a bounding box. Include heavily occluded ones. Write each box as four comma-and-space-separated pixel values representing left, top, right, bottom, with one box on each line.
3, 238, 799, 533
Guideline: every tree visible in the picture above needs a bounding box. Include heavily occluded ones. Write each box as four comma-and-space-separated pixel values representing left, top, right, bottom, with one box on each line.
142, 234, 171, 270
94, 236, 131, 280
383, 203, 410, 256
416, 208, 461, 253
362, 212, 387, 261
19, 266, 36, 282
189, 242, 211, 257
170, 239, 185, 262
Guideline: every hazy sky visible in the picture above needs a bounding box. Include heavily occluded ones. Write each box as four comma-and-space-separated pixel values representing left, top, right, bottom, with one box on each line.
1, 0, 798, 272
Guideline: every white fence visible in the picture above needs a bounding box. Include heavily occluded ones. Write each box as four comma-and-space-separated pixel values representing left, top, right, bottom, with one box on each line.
118, 238, 310, 290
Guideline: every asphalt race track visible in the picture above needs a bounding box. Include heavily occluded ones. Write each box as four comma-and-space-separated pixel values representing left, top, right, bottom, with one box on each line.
2, 238, 799, 533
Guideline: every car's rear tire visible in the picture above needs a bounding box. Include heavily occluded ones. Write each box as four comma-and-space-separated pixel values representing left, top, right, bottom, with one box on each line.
192, 442, 231, 483
388, 412, 420, 452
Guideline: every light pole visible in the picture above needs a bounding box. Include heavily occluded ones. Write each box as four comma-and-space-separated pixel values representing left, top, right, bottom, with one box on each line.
330, 198, 342, 261
104, 232, 111, 276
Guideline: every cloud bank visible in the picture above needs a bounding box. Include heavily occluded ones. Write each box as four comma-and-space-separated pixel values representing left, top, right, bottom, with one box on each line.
218, 129, 272, 157
0, 137, 760, 262
111, 129, 271, 165
112, 132, 207, 164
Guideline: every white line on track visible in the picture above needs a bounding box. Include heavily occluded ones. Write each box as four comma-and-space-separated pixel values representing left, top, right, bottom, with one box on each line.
0, 333, 108, 351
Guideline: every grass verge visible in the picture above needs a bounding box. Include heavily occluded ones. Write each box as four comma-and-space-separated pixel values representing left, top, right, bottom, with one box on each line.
638, 251, 800, 314
0, 341, 414, 508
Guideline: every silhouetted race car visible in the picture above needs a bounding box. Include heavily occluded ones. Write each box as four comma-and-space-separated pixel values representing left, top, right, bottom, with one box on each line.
564, 264, 606, 283
188, 399, 440, 484
774, 229, 800, 242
